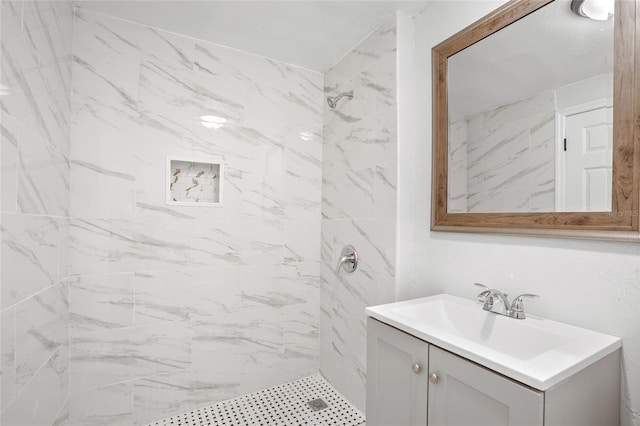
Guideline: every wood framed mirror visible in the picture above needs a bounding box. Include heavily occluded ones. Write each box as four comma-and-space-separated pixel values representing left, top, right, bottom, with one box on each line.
431, 0, 639, 241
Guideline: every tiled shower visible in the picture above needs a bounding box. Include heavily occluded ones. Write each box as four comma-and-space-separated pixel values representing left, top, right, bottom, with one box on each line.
0, 1, 398, 424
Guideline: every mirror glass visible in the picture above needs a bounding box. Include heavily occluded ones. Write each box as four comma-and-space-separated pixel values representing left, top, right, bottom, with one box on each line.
447, 0, 614, 213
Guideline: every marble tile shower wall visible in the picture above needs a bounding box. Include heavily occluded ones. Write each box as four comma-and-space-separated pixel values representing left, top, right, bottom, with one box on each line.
320, 17, 397, 412
68, 8, 323, 425
450, 90, 556, 213
1, 0, 74, 425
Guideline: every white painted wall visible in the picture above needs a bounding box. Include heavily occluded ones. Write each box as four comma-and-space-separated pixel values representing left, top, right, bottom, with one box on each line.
397, 2, 640, 424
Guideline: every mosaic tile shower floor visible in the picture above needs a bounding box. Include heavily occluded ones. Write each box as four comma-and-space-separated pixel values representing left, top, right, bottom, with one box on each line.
146, 374, 366, 426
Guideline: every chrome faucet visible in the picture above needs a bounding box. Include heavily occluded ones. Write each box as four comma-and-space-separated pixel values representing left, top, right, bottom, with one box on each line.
474, 283, 539, 319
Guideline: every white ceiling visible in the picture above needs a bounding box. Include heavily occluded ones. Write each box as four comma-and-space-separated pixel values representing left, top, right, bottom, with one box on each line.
448, 0, 614, 117
74, 0, 431, 72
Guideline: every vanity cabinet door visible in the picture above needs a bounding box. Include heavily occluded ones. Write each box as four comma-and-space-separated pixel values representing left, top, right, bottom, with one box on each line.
366, 318, 429, 426
427, 346, 543, 426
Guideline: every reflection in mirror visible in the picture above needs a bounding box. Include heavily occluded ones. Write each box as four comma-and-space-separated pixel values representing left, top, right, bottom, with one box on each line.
446, 0, 613, 213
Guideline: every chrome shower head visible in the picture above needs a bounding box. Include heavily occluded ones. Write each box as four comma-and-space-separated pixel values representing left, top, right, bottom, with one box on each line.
327, 90, 354, 109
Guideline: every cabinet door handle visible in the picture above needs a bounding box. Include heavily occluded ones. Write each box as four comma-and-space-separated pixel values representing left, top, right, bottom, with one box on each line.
429, 372, 439, 384
411, 363, 422, 374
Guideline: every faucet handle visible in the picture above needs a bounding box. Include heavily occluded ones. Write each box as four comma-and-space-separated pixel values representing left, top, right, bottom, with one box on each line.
509, 294, 539, 319
474, 283, 491, 304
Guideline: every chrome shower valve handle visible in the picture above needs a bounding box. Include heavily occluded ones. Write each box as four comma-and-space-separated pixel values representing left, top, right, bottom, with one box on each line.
335, 245, 358, 274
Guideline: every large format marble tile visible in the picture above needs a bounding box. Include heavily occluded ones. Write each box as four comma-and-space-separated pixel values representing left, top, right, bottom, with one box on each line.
283, 302, 320, 360
69, 107, 142, 179
134, 268, 240, 325
74, 8, 193, 71
17, 126, 69, 217
70, 50, 140, 132
1, 213, 60, 309
191, 307, 283, 363
69, 217, 192, 275
69, 273, 134, 334
325, 17, 396, 91
190, 218, 283, 267
70, 320, 191, 391
319, 309, 367, 412
69, 382, 133, 426
69, 159, 135, 219
1, 116, 19, 214
1, 1, 72, 149
283, 220, 321, 264
139, 59, 245, 126
15, 281, 69, 391
1, 307, 16, 411
1, 347, 68, 426
133, 370, 242, 425
239, 262, 320, 311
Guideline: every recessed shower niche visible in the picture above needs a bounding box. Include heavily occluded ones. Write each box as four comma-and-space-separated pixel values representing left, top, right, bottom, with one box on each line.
166, 156, 224, 206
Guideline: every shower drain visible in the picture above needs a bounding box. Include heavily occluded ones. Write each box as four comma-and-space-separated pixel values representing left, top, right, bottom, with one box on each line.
307, 398, 329, 412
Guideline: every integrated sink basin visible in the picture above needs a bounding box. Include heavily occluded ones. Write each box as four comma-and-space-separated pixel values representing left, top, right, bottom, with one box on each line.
365, 294, 621, 390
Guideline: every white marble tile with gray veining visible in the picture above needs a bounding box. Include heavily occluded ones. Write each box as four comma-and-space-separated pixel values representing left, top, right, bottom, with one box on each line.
133, 370, 242, 425
134, 268, 240, 325
238, 263, 319, 310
283, 220, 321, 264
69, 159, 136, 219
1, 307, 16, 411
15, 280, 69, 392
320, 309, 367, 412
464, 92, 556, 212
283, 302, 320, 360
194, 41, 266, 89
70, 320, 191, 392
191, 307, 283, 360
69, 217, 192, 275
190, 218, 283, 267
325, 16, 397, 89
69, 107, 142, 178
1, 114, 19, 213
17, 125, 69, 217
282, 139, 322, 222
139, 58, 245, 125
373, 164, 397, 220
1, 1, 71, 147
1, 213, 60, 309
52, 399, 70, 426
22, 1, 74, 68
71, 51, 140, 132
1, 347, 68, 426
237, 349, 317, 397
74, 7, 193, 71
69, 382, 133, 426
322, 167, 375, 220
240, 170, 287, 221
347, 105, 397, 167
69, 273, 134, 335
22, 2, 73, 99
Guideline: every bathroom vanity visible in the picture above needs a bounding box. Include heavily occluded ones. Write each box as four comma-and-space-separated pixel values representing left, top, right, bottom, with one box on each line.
365, 295, 621, 426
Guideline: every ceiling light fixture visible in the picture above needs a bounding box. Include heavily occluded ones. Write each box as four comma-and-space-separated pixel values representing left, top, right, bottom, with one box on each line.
570, 0, 614, 20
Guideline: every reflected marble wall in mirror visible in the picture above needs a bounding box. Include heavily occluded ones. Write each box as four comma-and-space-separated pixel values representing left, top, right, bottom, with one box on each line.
447, 0, 614, 213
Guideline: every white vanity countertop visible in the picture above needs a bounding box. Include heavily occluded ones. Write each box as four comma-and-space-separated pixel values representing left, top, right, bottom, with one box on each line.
365, 294, 621, 391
